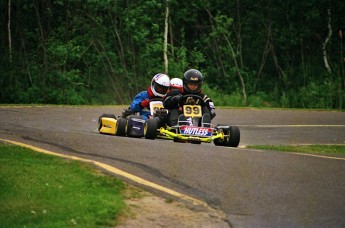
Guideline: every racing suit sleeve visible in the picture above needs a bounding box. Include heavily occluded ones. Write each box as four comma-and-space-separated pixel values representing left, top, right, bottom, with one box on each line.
163, 89, 182, 109
130, 91, 148, 112
201, 94, 216, 119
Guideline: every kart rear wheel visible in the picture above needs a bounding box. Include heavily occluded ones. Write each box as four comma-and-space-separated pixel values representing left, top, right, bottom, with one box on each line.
116, 117, 127, 136
226, 126, 240, 147
214, 137, 224, 146
144, 118, 158, 139
214, 126, 240, 147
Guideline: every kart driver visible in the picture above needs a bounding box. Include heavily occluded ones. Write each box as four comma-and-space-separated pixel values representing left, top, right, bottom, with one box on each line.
130, 73, 170, 120
163, 69, 216, 126
169, 78, 183, 91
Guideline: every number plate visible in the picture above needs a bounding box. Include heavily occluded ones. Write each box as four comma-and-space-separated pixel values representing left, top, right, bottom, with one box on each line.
150, 101, 164, 115
183, 105, 202, 118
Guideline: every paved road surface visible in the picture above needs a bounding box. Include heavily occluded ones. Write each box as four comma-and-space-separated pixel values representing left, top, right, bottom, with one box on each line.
0, 106, 344, 227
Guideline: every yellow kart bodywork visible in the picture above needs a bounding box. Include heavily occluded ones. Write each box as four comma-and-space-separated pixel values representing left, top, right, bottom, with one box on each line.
158, 127, 225, 143
99, 117, 117, 135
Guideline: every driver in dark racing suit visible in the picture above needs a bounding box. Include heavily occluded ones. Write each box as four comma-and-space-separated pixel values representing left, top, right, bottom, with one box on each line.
163, 69, 216, 126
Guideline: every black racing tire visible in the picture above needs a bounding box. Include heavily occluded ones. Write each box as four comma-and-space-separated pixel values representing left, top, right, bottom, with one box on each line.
214, 126, 240, 147
126, 114, 142, 137
116, 117, 127, 136
144, 118, 158, 139
214, 137, 225, 146
153, 116, 164, 128
225, 126, 240, 147
98, 113, 116, 131
99, 113, 116, 119
229, 126, 240, 147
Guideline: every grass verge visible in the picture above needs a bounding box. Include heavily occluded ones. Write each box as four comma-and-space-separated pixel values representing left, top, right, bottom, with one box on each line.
247, 144, 345, 156
0, 143, 125, 227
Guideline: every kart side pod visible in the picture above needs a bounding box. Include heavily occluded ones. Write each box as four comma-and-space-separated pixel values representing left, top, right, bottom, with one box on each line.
98, 113, 127, 136
99, 117, 117, 135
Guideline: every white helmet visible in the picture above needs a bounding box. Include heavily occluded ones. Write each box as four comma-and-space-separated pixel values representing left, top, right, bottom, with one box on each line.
170, 78, 183, 91
151, 73, 170, 97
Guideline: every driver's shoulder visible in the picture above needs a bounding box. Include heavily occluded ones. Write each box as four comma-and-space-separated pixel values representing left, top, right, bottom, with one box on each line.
134, 90, 148, 98
167, 89, 181, 97
197, 92, 210, 99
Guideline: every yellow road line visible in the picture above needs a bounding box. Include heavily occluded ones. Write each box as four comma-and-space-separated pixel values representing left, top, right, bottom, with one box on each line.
0, 138, 209, 208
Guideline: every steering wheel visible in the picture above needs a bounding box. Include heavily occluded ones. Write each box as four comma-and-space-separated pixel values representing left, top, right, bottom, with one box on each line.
180, 94, 205, 106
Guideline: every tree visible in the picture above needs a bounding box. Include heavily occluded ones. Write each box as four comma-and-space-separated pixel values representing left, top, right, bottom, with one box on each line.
164, 0, 169, 73
0, 0, 344, 108
322, 8, 332, 73
7, 0, 12, 63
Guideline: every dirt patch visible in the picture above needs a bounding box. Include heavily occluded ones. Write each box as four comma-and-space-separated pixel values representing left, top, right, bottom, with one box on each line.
117, 185, 230, 228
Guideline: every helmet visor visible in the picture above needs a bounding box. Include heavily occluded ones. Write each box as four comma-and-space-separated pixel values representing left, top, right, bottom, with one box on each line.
154, 83, 169, 95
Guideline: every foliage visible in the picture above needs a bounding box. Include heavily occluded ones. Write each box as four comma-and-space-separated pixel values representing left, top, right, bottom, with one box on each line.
0, 0, 344, 109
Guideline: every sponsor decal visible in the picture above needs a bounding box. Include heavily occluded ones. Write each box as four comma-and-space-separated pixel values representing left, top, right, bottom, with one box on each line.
132, 118, 146, 123
180, 126, 212, 136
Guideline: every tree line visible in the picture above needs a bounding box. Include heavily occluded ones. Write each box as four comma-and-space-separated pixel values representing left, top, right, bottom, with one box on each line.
1, 0, 344, 109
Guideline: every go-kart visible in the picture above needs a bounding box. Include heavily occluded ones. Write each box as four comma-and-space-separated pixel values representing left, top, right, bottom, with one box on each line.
143, 94, 240, 147
98, 99, 168, 138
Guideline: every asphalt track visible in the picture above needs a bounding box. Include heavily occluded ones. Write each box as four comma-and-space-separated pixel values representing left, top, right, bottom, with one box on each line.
0, 106, 345, 227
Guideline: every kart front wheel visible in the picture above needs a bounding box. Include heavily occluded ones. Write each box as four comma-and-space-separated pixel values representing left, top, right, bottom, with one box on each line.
144, 118, 158, 139
228, 126, 240, 147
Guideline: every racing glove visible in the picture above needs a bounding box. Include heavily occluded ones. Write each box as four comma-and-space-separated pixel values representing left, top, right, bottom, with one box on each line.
171, 94, 183, 104
140, 99, 150, 108
208, 100, 216, 119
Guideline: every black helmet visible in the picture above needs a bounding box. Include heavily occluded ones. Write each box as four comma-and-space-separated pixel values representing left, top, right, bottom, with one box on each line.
183, 69, 203, 94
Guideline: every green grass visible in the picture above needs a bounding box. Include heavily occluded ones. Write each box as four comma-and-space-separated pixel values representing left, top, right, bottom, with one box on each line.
247, 145, 345, 156
0, 144, 125, 227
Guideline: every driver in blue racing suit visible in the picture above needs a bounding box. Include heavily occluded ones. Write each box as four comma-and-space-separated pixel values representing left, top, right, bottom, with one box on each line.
163, 69, 216, 126
130, 73, 170, 120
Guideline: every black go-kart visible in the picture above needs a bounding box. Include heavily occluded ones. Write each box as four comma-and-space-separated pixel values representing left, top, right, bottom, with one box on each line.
143, 94, 240, 147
